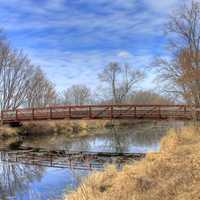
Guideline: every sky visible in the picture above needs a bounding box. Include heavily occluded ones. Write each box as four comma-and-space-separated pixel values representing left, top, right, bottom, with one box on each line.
0, 0, 185, 92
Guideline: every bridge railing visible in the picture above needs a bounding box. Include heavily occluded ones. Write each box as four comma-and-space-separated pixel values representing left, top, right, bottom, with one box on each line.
1, 104, 198, 124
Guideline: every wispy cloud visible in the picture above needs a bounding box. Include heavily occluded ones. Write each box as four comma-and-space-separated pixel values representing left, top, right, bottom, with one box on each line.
0, 0, 185, 91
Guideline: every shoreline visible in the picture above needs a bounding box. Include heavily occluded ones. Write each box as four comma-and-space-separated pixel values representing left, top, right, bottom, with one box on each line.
67, 126, 200, 200
0, 119, 156, 140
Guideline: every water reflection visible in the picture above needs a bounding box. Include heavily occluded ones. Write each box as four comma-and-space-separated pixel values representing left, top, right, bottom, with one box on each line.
0, 161, 88, 200
0, 121, 185, 199
22, 121, 173, 153
0, 162, 43, 199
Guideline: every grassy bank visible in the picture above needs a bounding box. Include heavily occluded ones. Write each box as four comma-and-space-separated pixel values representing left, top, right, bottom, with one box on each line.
0, 125, 18, 139
0, 119, 150, 138
67, 127, 200, 200
20, 120, 112, 137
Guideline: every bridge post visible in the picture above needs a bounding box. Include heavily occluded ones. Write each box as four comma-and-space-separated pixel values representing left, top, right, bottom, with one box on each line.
69, 107, 71, 119
184, 105, 187, 114
16, 109, 18, 121
1, 110, 3, 125
110, 105, 113, 119
32, 108, 35, 120
50, 107, 53, 119
134, 106, 136, 118
158, 106, 161, 119
89, 106, 92, 119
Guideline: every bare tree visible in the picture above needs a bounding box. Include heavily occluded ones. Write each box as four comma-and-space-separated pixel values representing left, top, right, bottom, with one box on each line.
26, 67, 57, 108
63, 84, 91, 105
99, 62, 144, 104
154, 1, 200, 106
0, 43, 32, 110
0, 31, 56, 110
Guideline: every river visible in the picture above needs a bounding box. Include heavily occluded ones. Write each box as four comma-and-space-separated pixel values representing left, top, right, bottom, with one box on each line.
0, 121, 184, 200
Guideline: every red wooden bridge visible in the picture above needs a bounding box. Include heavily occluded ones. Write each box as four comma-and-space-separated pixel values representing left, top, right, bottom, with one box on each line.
1, 104, 199, 125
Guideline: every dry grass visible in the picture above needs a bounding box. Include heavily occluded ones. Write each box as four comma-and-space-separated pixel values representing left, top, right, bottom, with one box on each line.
20, 120, 114, 136
67, 127, 200, 200
20, 119, 151, 136
0, 119, 147, 138
0, 125, 18, 138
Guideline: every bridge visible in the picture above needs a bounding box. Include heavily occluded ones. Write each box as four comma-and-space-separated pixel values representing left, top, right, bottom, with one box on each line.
1, 104, 199, 125
0, 147, 145, 170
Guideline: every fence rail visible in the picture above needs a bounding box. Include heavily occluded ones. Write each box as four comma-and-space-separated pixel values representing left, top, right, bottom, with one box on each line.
1, 104, 199, 124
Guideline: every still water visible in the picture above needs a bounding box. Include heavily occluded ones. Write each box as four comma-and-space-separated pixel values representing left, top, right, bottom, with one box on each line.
0, 121, 183, 200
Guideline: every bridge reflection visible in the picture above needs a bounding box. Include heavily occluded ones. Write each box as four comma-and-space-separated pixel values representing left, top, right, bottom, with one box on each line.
0, 148, 145, 170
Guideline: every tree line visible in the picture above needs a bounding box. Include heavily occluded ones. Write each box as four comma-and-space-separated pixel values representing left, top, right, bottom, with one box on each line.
1, 0, 200, 109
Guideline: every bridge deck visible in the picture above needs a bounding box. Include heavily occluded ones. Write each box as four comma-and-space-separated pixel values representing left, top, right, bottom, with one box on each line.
0, 147, 146, 170
1, 104, 198, 124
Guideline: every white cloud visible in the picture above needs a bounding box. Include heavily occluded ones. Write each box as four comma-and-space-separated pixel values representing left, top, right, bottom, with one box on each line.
0, 0, 177, 91
25, 48, 154, 91
144, 0, 191, 14
118, 51, 132, 59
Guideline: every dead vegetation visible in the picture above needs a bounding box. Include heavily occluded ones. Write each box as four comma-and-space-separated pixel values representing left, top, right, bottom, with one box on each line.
0, 126, 18, 138
67, 127, 200, 200
19, 119, 146, 136
20, 120, 113, 136
0, 119, 148, 139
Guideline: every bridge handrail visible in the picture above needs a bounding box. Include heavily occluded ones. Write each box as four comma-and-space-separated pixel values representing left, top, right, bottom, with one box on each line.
1, 104, 199, 123
1, 104, 196, 113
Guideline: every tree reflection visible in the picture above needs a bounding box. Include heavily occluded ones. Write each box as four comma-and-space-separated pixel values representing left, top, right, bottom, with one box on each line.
0, 161, 44, 199
22, 121, 172, 154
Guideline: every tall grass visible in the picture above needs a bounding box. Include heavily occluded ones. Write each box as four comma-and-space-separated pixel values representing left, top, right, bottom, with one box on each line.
20, 120, 113, 136
67, 127, 200, 200
0, 125, 18, 138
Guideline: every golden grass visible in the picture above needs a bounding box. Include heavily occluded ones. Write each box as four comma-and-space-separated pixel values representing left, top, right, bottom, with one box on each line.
67, 127, 200, 200
20, 120, 114, 136
0, 125, 18, 138
20, 119, 151, 136
0, 119, 148, 138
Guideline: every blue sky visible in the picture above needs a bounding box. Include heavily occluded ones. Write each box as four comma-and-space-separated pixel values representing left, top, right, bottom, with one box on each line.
0, 0, 184, 91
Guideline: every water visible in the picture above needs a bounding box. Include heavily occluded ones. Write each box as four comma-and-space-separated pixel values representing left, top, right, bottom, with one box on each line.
0, 121, 183, 200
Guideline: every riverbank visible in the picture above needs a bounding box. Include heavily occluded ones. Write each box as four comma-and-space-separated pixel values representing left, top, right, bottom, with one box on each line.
0, 119, 152, 139
0, 125, 19, 139
67, 126, 200, 200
